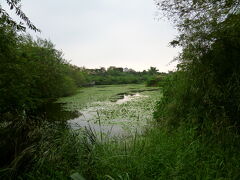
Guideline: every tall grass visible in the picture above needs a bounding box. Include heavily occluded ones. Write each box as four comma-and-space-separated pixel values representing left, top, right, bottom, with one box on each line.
71, 124, 240, 180
14, 121, 239, 179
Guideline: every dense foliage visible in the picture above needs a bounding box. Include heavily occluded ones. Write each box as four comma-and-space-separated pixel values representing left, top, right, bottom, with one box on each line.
0, 23, 89, 114
87, 66, 163, 85
148, 1, 240, 178
154, 0, 240, 133
0, 19, 88, 176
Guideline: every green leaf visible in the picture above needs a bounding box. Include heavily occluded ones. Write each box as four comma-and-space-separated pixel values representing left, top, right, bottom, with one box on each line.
70, 173, 85, 180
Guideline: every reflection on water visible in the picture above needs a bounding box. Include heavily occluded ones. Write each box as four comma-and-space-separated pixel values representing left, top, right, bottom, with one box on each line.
67, 106, 126, 136
42, 92, 148, 137
116, 93, 141, 104
67, 92, 147, 136
38, 101, 126, 136
69, 118, 125, 136
36, 102, 80, 122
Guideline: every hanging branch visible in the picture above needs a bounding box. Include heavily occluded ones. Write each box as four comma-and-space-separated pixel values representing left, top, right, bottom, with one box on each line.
0, 0, 40, 32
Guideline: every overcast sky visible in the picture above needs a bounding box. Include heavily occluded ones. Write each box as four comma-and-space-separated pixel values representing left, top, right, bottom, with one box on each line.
3, 0, 180, 72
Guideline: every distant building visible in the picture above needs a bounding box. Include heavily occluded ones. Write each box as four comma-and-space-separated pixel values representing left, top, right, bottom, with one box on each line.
123, 68, 136, 73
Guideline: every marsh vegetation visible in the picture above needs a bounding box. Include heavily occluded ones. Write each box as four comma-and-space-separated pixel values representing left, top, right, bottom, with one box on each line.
60, 84, 160, 137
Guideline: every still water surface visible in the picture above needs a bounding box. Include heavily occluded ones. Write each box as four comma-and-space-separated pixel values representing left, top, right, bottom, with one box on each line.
42, 85, 160, 137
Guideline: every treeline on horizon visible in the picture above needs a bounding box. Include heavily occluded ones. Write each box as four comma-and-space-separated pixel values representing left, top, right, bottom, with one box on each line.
86, 66, 167, 85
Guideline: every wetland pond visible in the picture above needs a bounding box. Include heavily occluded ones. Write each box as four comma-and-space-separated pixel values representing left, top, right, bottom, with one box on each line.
49, 84, 161, 138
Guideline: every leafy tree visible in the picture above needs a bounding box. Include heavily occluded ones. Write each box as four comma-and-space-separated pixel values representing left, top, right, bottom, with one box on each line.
147, 67, 159, 75
154, 0, 240, 132
0, 24, 83, 114
155, 0, 239, 54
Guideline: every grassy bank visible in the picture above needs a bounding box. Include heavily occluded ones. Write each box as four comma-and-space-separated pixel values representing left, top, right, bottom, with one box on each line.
19, 122, 240, 179
78, 126, 240, 179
